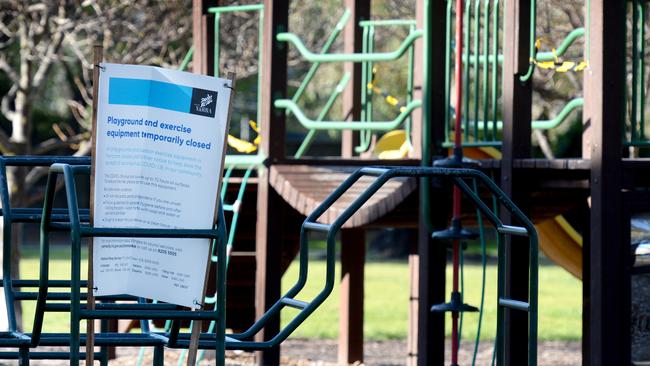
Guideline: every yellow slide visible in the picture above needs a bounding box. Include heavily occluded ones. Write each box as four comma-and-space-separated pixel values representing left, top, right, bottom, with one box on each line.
464, 146, 583, 279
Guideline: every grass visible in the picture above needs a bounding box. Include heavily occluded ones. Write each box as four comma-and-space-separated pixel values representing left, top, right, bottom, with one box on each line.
14, 246, 582, 341
19, 246, 88, 333
281, 258, 582, 341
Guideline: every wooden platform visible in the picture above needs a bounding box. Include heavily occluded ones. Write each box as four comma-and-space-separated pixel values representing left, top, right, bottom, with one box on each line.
269, 165, 417, 228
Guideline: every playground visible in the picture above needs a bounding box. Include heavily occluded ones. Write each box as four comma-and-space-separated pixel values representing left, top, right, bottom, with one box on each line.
0, 0, 644, 365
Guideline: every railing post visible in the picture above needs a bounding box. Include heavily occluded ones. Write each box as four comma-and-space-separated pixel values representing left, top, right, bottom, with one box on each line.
255, 0, 289, 365
501, 0, 532, 364
338, 228, 366, 364
192, 0, 219, 75
412, 1, 448, 366
583, 1, 629, 364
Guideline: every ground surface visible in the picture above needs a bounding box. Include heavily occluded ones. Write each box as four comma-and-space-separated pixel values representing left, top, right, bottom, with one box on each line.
5, 339, 577, 365
0, 339, 581, 366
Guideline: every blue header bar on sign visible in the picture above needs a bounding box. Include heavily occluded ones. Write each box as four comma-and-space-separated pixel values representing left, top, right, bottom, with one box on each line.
109, 78, 193, 114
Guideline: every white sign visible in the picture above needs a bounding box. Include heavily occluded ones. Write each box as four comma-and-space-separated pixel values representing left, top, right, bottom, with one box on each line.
93, 63, 232, 308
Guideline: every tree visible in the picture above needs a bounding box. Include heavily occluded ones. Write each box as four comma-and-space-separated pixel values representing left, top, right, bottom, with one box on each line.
0, 0, 192, 329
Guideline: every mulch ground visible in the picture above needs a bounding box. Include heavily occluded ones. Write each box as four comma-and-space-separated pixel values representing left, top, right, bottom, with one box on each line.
0, 339, 581, 365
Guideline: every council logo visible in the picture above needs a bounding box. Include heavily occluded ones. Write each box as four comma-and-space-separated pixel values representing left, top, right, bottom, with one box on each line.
190, 87, 218, 117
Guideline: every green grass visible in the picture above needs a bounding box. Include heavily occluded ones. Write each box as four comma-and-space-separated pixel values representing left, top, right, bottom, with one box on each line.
19, 246, 88, 333
14, 246, 582, 341
281, 259, 582, 341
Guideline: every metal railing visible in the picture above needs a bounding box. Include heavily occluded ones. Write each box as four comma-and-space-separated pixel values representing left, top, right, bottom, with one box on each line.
276, 17, 422, 157
443, 0, 586, 149
627, 0, 649, 147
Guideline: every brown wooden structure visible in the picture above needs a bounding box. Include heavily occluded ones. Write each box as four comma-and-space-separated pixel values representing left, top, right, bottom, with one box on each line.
193, 1, 642, 365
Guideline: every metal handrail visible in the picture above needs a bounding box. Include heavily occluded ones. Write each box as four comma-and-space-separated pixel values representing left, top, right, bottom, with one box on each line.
276, 30, 423, 63
536, 28, 586, 62
275, 99, 422, 131
38, 163, 228, 365
220, 166, 537, 366
457, 97, 584, 134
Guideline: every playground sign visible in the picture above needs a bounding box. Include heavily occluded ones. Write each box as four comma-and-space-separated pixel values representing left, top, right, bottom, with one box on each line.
92, 63, 232, 308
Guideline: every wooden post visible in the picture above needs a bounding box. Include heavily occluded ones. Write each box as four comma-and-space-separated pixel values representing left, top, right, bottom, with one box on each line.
501, 0, 532, 364
410, 0, 448, 365
193, 0, 218, 75
341, 0, 370, 158
255, 0, 288, 365
338, 228, 366, 364
86, 45, 103, 366
584, 1, 629, 364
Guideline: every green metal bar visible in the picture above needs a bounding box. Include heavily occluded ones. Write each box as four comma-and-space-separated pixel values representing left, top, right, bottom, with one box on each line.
406, 24, 416, 146
624, 140, 650, 147
460, 27, 584, 65
471, 179, 490, 366
444, 0, 453, 146
519, 0, 537, 82
221, 166, 235, 198
274, 99, 422, 131
358, 19, 417, 27
464, 0, 471, 141
228, 167, 537, 354
288, 9, 351, 115
225, 167, 253, 262
276, 30, 423, 62
482, 0, 491, 144
465, 98, 584, 132
256, 9, 264, 130
442, 140, 503, 148
473, 0, 481, 140
179, 47, 194, 72
208, 4, 265, 163
357, 26, 372, 153
294, 73, 351, 158
632, 0, 639, 143
535, 28, 586, 61
294, 131, 317, 159
0, 161, 17, 332
531, 98, 584, 129
637, 1, 646, 140
492, 0, 500, 140
356, 25, 376, 154
223, 154, 265, 168
207, 4, 264, 13
586, 0, 591, 62
360, 24, 370, 124
215, 12, 221, 76
215, 206, 227, 366
459, 244, 465, 343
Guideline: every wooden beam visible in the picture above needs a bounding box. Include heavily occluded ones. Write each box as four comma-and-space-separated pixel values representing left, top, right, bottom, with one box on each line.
341, 0, 370, 158
255, 0, 289, 365
584, 1, 628, 364
192, 0, 218, 75
410, 0, 449, 365
501, 0, 532, 364
338, 228, 365, 365
260, 0, 288, 162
